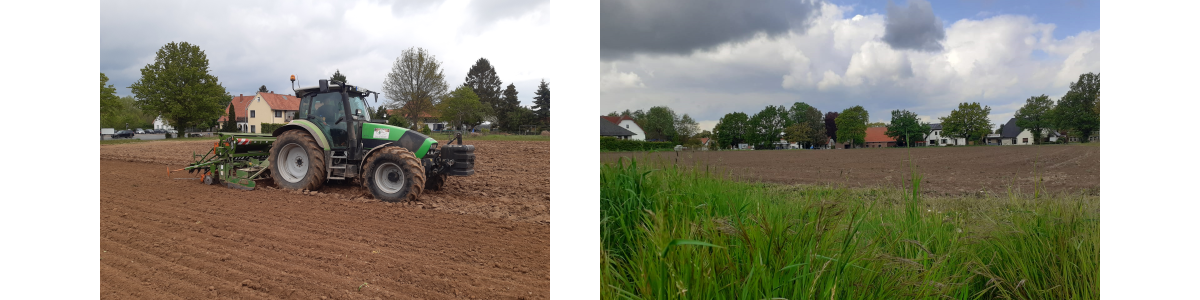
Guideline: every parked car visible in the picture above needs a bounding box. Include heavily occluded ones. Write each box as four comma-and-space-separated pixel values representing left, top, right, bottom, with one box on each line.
113, 130, 135, 139
134, 128, 145, 134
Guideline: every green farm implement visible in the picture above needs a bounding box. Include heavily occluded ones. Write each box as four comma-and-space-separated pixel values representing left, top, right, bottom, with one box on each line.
178, 76, 476, 202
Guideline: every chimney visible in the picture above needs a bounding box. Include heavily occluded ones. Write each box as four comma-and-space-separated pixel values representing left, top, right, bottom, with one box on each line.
240, 94, 243, 97
270, 91, 273, 94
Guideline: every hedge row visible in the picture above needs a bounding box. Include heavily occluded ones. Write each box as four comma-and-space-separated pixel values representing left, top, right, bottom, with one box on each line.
600, 137, 676, 151
260, 123, 287, 134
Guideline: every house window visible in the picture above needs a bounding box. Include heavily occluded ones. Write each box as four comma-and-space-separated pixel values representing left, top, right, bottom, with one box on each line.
625, 125, 629, 128
250, 110, 256, 118
1011, 138, 1017, 144
275, 110, 282, 118
1022, 138, 1028, 144
941, 139, 946, 144
251, 125, 256, 133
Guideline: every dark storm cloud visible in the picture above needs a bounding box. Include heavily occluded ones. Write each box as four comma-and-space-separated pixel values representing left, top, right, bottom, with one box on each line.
882, 0, 945, 52
600, 0, 822, 60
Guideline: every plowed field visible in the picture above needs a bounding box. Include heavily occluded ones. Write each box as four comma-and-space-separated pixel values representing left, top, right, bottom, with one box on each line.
101, 140, 549, 299
602, 144, 1099, 196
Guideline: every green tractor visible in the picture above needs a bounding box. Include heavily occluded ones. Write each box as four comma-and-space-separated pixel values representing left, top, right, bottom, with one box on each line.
184, 76, 475, 202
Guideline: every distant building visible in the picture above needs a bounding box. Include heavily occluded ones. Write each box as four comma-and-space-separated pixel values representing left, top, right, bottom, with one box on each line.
600, 117, 637, 139
924, 123, 967, 146
601, 116, 646, 141
864, 127, 896, 148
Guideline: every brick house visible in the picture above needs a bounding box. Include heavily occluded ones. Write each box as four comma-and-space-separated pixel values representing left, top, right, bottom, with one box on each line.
864, 127, 896, 148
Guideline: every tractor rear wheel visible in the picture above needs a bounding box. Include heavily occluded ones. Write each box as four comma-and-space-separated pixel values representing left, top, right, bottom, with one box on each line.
269, 130, 326, 191
363, 147, 426, 202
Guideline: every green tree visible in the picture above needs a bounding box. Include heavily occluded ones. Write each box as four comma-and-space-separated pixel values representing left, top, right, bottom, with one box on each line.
866, 121, 887, 128
258, 85, 268, 93
383, 47, 448, 127
102, 96, 156, 129
786, 102, 825, 149
885, 109, 931, 147
465, 58, 504, 116
642, 106, 678, 141
100, 73, 122, 125
783, 122, 813, 147
713, 112, 750, 149
1053, 73, 1100, 142
939, 102, 992, 145
387, 113, 410, 128
1014, 94, 1055, 144
606, 111, 619, 117
835, 106, 869, 147
675, 113, 699, 142
506, 106, 539, 132
498, 83, 521, 131
223, 104, 238, 132
128, 41, 231, 133
696, 130, 712, 139
437, 85, 487, 131
631, 109, 646, 124
532, 79, 550, 128
331, 69, 347, 84
750, 105, 787, 149
620, 109, 632, 117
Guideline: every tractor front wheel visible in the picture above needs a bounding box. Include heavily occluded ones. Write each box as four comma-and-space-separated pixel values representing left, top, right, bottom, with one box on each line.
363, 147, 426, 202
269, 130, 327, 191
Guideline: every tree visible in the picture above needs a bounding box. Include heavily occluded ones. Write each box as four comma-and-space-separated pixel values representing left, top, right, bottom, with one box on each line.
784, 122, 813, 147
786, 102, 825, 149
696, 130, 712, 139
128, 41, 230, 133
331, 69, 347, 84
750, 105, 787, 150
382, 47, 449, 127
505, 106, 539, 132
939, 102, 992, 145
437, 85, 487, 131
498, 83, 521, 131
606, 111, 619, 117
713, 112, 750, 149
885, 109, 931, 147
835, 106, 869, 147
100, 73, 121, 125
223, 104, 238, 132
824, 111, 840, 145
258, 85, 268, 93
866, 121, 888, 128
465, 58, 504, 120
631, 109, 646, 124
676, 113, 699, 142
532, 79, 550, 127
1014, 94, 1055, 144
642, 106, 678, 141
620, 109, 632, 117
1053, 73, 1100, 142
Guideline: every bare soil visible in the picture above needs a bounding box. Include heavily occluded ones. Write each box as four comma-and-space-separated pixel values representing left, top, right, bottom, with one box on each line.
602, 144, 1099, 196
101, 140, 549, 299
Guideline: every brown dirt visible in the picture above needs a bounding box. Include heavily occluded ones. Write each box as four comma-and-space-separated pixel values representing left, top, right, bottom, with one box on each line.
602, 144, 1100, 196
101, 140, 549, 299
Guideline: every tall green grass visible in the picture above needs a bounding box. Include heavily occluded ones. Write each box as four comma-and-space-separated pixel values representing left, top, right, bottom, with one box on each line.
600, 158, 1097, 299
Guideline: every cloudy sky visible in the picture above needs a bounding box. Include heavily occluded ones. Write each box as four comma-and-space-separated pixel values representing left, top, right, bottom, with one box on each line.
101, 0, 550, 108
600, 0, 1099, 132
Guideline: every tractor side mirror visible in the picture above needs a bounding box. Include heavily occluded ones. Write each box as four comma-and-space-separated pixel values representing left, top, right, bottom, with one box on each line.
373, 92, 378, 103
319, 79, 329, 93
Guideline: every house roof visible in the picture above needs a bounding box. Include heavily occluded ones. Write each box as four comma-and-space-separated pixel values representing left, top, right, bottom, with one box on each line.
258, 92, 301, 111
929, 123, 942, 130
1000, 118, 1022, 138
864, 127, 895, 143
601, 117, 637, 137
218, 94, 256, 122
700, 137, 710, 145
601, 115, 635, 125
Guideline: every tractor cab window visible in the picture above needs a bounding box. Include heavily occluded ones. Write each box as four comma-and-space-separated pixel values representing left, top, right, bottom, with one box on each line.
348, 94, 369, 121
308, 92, 349, 148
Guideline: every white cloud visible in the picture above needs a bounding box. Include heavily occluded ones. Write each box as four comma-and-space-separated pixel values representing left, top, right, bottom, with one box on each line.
600, 2, 1100, 129
600, 63, 645, 90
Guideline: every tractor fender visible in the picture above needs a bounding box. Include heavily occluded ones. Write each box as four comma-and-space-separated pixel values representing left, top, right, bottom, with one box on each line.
358, 142, 394, 178
272, 119, 331, 151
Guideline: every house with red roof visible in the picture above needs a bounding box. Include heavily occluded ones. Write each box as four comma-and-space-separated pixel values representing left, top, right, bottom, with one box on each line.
601, 115, 645, 141
864, 127, 896, 148
217, 91, 301, 133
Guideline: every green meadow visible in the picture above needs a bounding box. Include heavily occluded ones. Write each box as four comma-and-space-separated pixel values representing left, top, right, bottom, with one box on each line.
600, 157, 1098, 299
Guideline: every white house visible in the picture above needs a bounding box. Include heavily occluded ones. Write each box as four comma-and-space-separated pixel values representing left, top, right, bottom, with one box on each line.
152, 116, 174, 131
924, 123, 967, 146
993, 118, 1058, 145
602, 116, 646, 141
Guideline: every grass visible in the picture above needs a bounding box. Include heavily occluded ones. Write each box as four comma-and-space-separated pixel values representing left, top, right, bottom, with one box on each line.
100, 135, 221, 145
600, 157, 1097, 299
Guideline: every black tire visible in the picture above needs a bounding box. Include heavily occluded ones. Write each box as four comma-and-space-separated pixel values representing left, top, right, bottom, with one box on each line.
268, 130, 327, 191
363, 147, 426, 202
425, 173, 448, 191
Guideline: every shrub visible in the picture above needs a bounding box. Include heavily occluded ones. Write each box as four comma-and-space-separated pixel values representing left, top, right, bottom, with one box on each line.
260, 123, 287, 134
600, 137, 676, 151
420, 126, 431, 135
481, 128, 490, 135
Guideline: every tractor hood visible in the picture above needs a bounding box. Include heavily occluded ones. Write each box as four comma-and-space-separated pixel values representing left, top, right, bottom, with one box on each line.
360, 123, 438, 159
